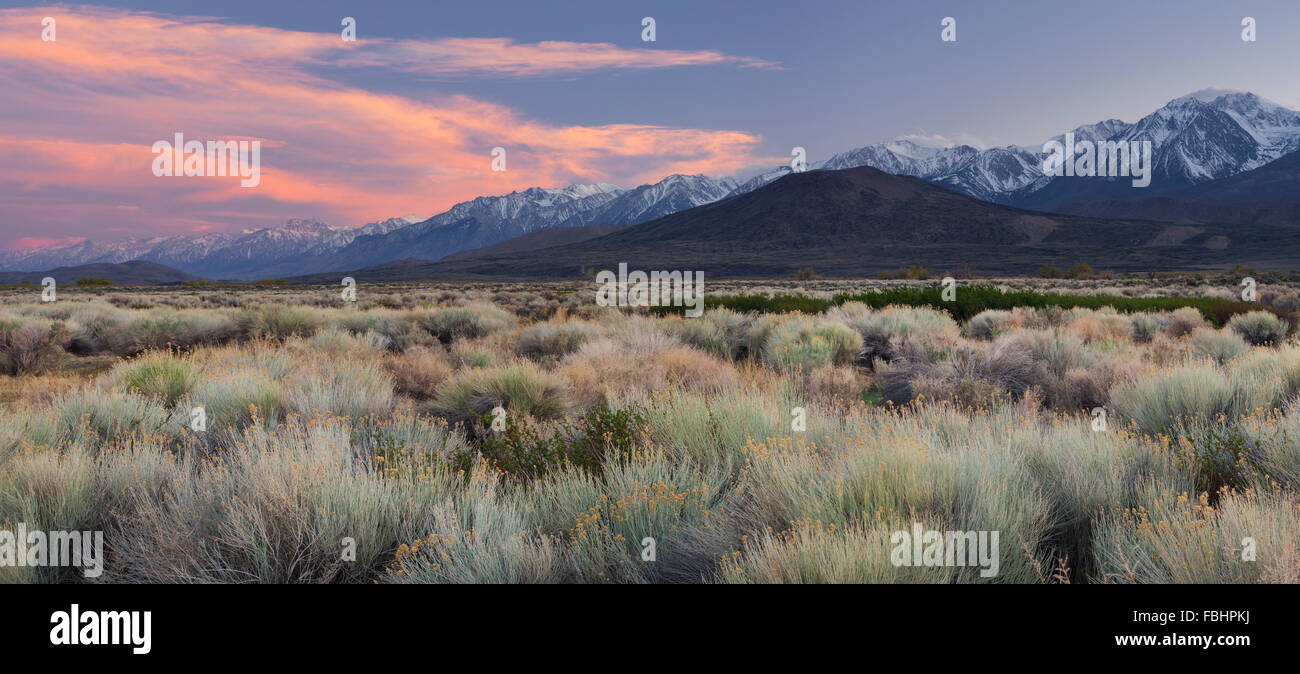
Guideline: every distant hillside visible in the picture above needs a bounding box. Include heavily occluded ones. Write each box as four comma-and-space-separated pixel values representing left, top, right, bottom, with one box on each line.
1053, 149, 1300, 226
0, 260, 202, 286
441, 224, 628, 261
289, 165, 1300, 283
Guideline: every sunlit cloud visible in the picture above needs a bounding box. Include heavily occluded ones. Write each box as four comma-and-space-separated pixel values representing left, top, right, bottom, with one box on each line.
0, 5, 779, 245
5, 236, 86, 251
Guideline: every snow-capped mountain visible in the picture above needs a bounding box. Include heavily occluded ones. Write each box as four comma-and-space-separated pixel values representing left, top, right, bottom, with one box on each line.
0, 216, 423, 278
588, 174, 738, 227
729, 90, 1300, 211
301, 175, 739, 274
1016, 90, 1300, 208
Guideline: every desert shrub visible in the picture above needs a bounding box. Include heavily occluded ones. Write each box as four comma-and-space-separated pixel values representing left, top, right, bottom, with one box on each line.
185, 368, 287, 431
515, 321, 599, 361
111, 310, 238, 355
432, 361, 571, 425
841, 306, 960, 365
1227, 310, 1288, 346
331, 310, 428, 351
63, 304, 130, 353
1163, 307, 1205, 338
875, 338, 1037, 407
965, 310, 1014, 340
0, 320, 67, 375
800, 364, 866, 406
385, 501, 563, 584
1230, 347, 1300, 412
763, 318, 863, 372
1111, 362, 1240, 434
560, 330, 739, 410
1175, 424, 1269, 495
449, 338, 501, 369
1188, 328, 1248, 365
660, 308, 752, 360
305, 327, 391, 355
1129, 313, 1160, 343
423, 304, 516, 343
241, 304, 322, 340
385, 346, 454, 400
1065, 309, 1132, 343
118, 352, 198, 407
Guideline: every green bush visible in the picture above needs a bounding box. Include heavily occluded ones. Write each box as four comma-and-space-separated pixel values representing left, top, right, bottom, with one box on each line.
423, 304, 516, 343
464, 402, 647, 480
1227, 311, 1289, 346
763, 318, 862, 372
1188, 328, 1248, 365
120, 352, 198, 407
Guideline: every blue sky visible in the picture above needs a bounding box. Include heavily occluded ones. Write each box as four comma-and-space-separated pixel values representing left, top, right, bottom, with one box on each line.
58, 0, 1299, 154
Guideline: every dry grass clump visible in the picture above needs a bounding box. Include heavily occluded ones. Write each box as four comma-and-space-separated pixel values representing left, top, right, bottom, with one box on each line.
431, 361, 571, 425
1093, 488, 1300, 583
331, 309, 430, 351
875, 338, 1038, 408
1111, 362, 1239, 434
799, 364, 867, 407
284, 352, 395, 420
111, 309, 239, 355
238, 304, 321, 341
185, 367, 287, 432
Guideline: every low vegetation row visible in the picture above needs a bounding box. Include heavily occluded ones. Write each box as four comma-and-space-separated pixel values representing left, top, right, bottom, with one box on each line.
653, 284, 1268, 327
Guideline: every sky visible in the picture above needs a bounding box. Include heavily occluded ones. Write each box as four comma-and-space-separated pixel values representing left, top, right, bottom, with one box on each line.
3, 0, 1300, 249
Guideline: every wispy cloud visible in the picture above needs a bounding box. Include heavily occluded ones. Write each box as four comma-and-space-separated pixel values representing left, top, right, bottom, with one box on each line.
0, 5, 779, 244
332, 37, 782, 77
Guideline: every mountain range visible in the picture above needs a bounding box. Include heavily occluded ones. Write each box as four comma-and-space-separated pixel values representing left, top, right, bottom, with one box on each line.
5, 88, 1300, 279
291, 164, 1300, 282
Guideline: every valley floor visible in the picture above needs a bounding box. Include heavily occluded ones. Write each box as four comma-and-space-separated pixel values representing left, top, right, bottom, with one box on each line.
2, 277, 1299, 583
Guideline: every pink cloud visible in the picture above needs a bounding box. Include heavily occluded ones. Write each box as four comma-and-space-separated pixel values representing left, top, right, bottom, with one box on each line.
6, 236, 86, 251
0, 5, 781, 241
